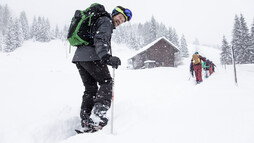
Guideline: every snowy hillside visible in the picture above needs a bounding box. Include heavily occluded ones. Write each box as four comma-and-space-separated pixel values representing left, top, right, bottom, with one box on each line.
0, 40, 254, 143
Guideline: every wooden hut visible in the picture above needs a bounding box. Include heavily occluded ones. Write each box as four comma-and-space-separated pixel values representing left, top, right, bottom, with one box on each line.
128, 37, 180, 69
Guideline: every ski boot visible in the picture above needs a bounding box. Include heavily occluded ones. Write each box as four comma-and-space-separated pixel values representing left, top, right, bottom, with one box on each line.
79, 110, 95, 133
90, 103, 109, 131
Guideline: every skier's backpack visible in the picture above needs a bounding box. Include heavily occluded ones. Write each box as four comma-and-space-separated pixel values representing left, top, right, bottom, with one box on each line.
192, 54, 201, 65
67, 3, 110, 46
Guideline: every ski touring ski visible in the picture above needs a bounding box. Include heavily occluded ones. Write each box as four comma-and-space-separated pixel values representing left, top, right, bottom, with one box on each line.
75, 126, 103, 134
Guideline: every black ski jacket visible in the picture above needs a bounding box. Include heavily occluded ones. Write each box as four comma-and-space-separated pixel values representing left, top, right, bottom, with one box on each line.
72, 15, 115, 62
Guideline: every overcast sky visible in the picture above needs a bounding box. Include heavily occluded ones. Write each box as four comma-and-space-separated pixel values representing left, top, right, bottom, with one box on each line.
1, 0, 254, 45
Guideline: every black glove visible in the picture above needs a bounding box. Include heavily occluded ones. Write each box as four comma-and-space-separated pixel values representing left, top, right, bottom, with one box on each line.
101, 54, 121, 69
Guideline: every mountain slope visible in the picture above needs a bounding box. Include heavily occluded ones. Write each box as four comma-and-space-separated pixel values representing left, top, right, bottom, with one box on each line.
0, 40, 254, 143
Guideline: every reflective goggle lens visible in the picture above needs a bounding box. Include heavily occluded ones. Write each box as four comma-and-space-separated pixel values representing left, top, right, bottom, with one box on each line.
124, 9, 132, 21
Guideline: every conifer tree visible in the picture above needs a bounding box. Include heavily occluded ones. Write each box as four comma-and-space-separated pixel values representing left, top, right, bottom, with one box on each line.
19, 11, 29, 40
112, 25, 123, 43
2, 5, 11, 36
171, 28, 179, 47
36, 16, 43, 41
0, 5, 2, 51
167, 27, 174, 42
5, 17, 16, 52
149, 16, 157, 42
111, 16, 183, 51
0, 36, 2, 51
220, 36, 232, 65
136, 23, 145, 48
14, 18, 24, 47
123, 23, 132, 46
129, 32, 140, 50
30, 16, 38, 40
232, 14, 251, 64
157, 23, 168, 38
34, 17, 51, 42
239, 14, 251, 64
249, 20, 254, 63
61, 25, 69, 41
180, 35, 189, 57
0, 5, 3, 35
54, 25, 60, 39
142, 21, 151, 46
44, 18, 51, 42
231, 15, 242, 64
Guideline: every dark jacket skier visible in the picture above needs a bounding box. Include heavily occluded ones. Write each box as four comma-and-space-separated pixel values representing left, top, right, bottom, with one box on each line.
72, 5, 132, 132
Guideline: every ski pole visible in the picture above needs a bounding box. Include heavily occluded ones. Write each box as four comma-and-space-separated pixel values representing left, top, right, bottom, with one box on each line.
111, 68, 115, 134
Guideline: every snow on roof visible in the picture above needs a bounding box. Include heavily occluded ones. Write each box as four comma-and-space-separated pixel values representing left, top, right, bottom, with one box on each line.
129, 36, 179, 59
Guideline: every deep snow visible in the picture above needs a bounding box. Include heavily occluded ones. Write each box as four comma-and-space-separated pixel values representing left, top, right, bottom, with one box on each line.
0, 40, 254, 143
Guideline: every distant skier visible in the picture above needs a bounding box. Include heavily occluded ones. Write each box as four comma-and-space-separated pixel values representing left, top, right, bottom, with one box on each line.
206, 60, 216, 75
202, 57, 209, 78
210, 61, 216, 74
71, 4, 132, 132
190, 52, 206, 84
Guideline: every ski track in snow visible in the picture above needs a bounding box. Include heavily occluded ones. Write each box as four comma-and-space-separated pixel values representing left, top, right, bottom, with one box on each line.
0, 40, 254, 143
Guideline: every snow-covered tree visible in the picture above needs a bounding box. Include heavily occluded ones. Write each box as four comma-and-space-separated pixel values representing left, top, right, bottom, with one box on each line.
164, 27, 171, 42
136, 22, 146, 47
36, 16, 44, 41
4, 17, 16, 52
179, 34, 189, 58
0, 33, 3, 51
0, 36, 2, 51
0, 5, 3, 51
112, 25, 123, 43
220, 36, 232, 65
44, 18, 51, 42
31, 16, 51, 42
0, 5, 3, 35
19, 11, 29, 40
231, 15, 242, 64
1, 5, 11, 36
167, 27, 174, 42
239, 14, 251, 64
14, 18, 24, 47
111, 16, 183, 51
30, 16, 38, 40
142, 22, 151, 46
249, 20, 254, 63
171, 28, 179, 47
232, 14, 251, 64
54, 25, 60, 39
157, 23, 168, 38
61, 25, 69, 41
149, 16, 157, 43
3, 5, 11, 35
128, 32, 137, 50
4, 17, 24, 52
0, 4, 59, 52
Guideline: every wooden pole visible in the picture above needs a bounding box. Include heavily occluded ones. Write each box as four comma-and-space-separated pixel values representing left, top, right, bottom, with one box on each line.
231, 46, 238, 86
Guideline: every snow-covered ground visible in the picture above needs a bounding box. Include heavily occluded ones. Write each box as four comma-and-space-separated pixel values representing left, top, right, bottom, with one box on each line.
0, 40, 254, 143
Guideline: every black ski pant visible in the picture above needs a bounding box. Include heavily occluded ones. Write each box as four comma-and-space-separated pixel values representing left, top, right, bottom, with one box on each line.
75, 61, 112, 115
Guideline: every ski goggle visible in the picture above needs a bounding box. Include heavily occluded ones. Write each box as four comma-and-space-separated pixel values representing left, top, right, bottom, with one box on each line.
115, 7, 132, 21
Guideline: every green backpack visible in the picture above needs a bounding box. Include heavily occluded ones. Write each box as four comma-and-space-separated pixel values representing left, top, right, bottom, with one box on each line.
67, 3, 110, 46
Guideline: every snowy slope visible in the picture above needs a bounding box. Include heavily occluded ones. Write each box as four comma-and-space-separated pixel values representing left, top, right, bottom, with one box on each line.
0, 40, 254, 143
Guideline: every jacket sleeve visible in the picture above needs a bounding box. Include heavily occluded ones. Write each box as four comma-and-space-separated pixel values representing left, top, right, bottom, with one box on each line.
93, 17, 114, 59
199, 55, 206, 62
